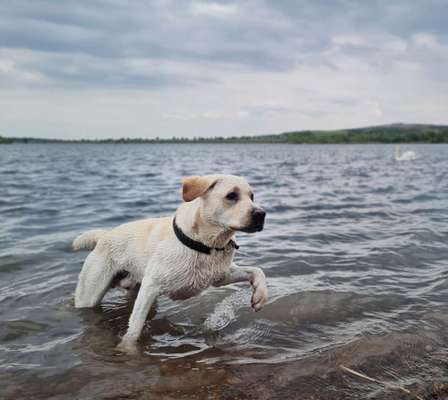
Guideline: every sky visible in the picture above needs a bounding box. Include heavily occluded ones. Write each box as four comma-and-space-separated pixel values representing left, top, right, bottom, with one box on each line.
0, 0, 447, 139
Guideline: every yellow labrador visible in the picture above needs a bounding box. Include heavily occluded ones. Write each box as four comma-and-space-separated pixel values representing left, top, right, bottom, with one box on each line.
73, 175, 268, 353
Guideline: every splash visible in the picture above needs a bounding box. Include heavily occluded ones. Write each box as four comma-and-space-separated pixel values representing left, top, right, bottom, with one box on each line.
202, 290, 251, 332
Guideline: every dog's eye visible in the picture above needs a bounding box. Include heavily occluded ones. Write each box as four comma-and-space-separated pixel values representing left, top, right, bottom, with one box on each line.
250, 193, 254, 201
226, 192, 239, 201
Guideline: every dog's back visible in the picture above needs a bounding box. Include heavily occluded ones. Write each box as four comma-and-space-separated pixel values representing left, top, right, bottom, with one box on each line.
74, 217, 173, 279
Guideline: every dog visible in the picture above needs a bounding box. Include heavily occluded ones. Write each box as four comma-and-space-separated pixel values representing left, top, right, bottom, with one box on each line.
73, 174, 268, 353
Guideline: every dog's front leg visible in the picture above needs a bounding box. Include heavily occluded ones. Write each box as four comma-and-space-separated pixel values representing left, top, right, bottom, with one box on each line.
116, 273, 160, 354
214, 263, 268, 311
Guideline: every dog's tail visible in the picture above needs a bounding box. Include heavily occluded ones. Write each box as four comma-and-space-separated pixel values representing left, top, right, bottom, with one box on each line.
72, 229, 108, 251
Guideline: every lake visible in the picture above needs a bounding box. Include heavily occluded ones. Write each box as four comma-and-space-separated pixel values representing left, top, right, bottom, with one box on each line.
1, 143, 448, 399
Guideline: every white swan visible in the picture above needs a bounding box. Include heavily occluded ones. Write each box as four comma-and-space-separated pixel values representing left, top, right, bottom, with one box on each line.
395, 144, 416, 161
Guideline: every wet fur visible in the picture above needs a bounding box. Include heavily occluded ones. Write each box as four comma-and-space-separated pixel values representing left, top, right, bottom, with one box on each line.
73, 175, 268, 353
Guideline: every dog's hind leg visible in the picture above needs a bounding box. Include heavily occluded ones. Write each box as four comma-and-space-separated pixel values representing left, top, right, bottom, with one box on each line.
75, 249, 114, 308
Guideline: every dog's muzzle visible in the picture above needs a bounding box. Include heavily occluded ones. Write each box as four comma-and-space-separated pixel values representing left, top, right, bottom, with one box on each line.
242, 207, 266, 233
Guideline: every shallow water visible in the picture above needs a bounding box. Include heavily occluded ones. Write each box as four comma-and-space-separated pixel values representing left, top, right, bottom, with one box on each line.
1, 143, 448, 399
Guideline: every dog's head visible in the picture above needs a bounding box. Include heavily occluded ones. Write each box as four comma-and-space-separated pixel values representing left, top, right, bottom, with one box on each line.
182, 175, 265, 233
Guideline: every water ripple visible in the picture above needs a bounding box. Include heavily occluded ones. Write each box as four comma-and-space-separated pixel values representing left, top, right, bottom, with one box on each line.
1, 143, 448, 398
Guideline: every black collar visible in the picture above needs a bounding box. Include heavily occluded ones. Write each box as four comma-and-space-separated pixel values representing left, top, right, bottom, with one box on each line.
172, 217, 239, 255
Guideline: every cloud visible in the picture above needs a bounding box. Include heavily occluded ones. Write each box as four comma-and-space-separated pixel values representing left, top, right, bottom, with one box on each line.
1, 0, 446, 85
0, 0, 447, 138
413, 33, 438, 49
190, 1, 238, 18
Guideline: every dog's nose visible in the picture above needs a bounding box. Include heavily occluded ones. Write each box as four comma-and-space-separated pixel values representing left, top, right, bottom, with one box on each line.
252, 207, 266, 224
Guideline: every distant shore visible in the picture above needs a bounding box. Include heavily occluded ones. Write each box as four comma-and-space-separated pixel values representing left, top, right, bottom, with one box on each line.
2, 123, 448, 144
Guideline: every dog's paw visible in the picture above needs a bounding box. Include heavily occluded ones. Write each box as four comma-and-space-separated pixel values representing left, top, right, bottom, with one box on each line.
251, 282, 268, 312
116, 339, 139, 355
250, 269, 268, 312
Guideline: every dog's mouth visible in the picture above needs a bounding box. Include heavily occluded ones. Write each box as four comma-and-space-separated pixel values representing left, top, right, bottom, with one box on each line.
238, 222, 264, 233
231, 211, 266, 233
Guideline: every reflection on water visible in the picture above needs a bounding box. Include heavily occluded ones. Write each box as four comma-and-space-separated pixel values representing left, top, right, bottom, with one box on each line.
1, 143, 448, 399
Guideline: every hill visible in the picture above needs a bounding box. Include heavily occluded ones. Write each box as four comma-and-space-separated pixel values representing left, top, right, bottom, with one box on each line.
254, 123, 448, 144
0, 136, 13, 144
2, 123, 448, 144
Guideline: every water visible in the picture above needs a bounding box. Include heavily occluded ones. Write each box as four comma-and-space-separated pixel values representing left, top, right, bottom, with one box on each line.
1, 143, 448, 399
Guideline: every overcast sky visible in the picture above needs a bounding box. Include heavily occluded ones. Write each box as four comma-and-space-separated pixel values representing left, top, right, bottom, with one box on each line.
0, 0, 447, 139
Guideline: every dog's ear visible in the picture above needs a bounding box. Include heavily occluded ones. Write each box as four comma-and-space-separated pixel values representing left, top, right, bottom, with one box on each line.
182, 176, 218, 202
